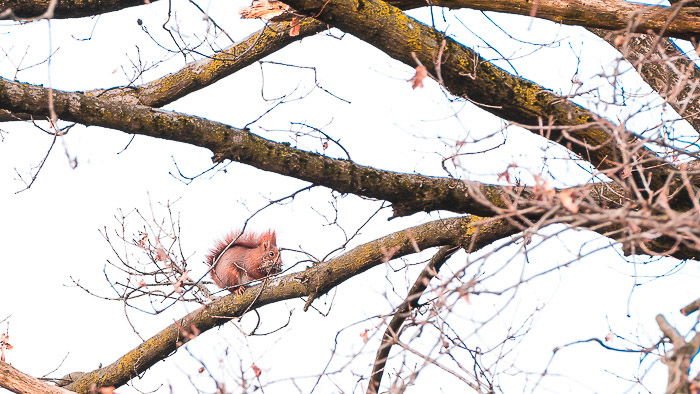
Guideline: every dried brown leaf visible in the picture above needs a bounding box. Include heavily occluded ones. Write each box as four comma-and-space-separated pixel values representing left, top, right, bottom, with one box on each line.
251, 364, 262, 378
409, 65, 428, 89
559, 189, 579, 213
173, 272, 191, 294
240, 0, 289, 20
613, 35, 625, 47
155, 247, 169, 262
289, 16, 301, 36
533, 175, 555, 201
360, 329, 369, 343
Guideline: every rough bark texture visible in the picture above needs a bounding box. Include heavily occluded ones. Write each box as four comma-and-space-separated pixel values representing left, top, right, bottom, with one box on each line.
0, 361, 71, 393
65, 216, 517, 393
4, 0, 700, 41
0, 0, 153, 18
5, 75, 700, 261
92, 20, 327, 107
591, 29, 700, 133
656, 314, 700, 394
0, 76, 514, 217
420, 0, 700, 41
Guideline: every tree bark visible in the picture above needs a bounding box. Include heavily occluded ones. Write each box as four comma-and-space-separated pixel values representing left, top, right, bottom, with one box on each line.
0, 0, 153, 19
0, 361, 71, 394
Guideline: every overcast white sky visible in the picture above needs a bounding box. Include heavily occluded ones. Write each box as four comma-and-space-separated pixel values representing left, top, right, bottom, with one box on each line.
1, 0, 699, 392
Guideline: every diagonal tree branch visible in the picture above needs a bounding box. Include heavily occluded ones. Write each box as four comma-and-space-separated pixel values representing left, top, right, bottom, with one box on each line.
64, 216, 516, 392
0, 0, 154, 19
3, 0, 698, 120
0, 19, 326, 122
0, 361, 71, 393
367, 245, 460, 394
0, 76, 514, 217
278, 0, 686, 203
4, 0, 700, 41
4, 76, 700, 260
590, 29, 700, 134
400, 0, 700, 42
5, 0, 698, 147
89, 20, 326, 108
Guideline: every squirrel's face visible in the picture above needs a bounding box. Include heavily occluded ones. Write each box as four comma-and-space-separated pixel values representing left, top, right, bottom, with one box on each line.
260, 247, 282, 275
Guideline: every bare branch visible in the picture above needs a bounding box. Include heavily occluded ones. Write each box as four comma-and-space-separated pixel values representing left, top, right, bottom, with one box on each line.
681, 298, 700, 316
367, 245, 459, 394
399, 0, 700, 42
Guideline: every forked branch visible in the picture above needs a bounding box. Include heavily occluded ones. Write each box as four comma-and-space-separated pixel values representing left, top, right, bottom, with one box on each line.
656, 314, 700, 393
367, 245, 460, 393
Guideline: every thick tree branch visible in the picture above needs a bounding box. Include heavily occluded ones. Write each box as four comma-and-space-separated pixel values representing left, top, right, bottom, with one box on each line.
681, 298, 700, 315
6, 0, 700, 41
0, 20, 326, 122
0, 76, 528, 217
0, 361, 71, 393
0, 0, 153, 19
89, 20, 326, 107
398, 0, 700, 42
4, 76, 700, 260
64, 216, 517, 392
9, 0, 672, 183
6, 75, 700, 261
4, 0, 697, 117
279, 0, 687, 206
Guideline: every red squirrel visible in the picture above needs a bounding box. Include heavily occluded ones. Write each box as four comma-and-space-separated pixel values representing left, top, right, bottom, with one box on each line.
206, 230, 282, 293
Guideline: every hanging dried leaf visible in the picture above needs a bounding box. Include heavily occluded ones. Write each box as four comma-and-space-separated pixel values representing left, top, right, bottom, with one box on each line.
136, 231, 148, 248
155, 246, 169, 262
251, 364, 262, 378
409, 65, 428, 89
240, 0, 289, 20
0, 333, 12, 362
92, 387, 116, 394
173, 272, 191, 294
613, 35, 625, 47
360, 329, 370, 343
533, 175, 555, 201
558, 189, 579, 213
289, 16, 301, 36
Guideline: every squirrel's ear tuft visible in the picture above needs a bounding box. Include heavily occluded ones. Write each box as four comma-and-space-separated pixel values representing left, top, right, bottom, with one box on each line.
261, 230, 274, 249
